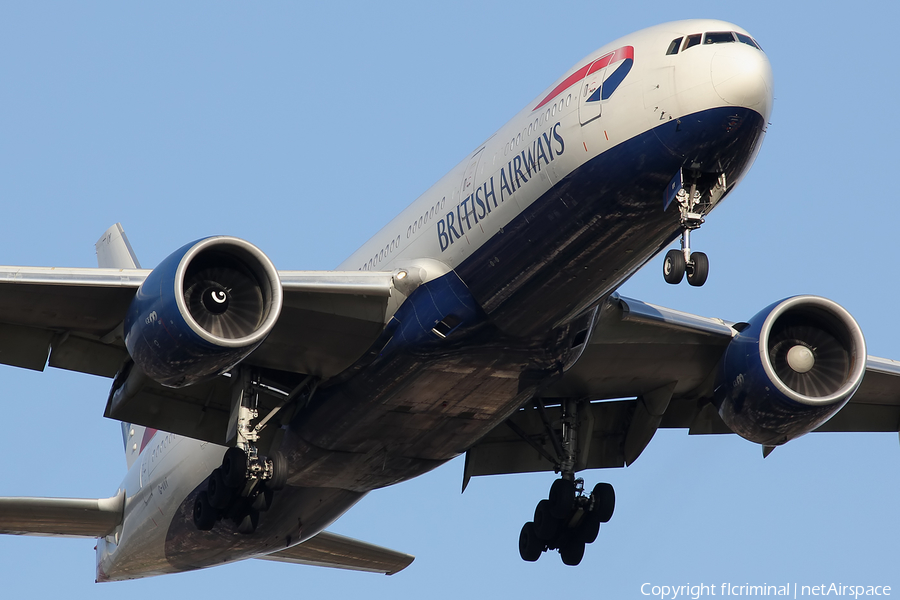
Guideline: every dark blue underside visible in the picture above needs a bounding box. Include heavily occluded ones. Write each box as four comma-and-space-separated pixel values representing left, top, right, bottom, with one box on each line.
456, 105, 766, 336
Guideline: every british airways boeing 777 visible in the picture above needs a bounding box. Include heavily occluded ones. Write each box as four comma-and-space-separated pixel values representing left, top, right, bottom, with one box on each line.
1, 19, 897, 580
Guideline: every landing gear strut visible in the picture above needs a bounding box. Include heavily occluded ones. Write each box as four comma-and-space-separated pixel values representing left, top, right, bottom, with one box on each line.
517, 399, 615, 566
193, 370, 314, 534
662, 173, 725, 287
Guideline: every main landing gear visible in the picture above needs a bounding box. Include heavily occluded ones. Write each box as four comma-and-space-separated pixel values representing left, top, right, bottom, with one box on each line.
517, 399, 615, 566
662, 175, 724, 287
193, 447, 287, 534
193, 369, 310, 534
519, 478, 615, 565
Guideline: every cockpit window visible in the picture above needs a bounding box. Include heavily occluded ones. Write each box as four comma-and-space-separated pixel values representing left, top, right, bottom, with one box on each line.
704, 31, 736, 45
683, 34, 701, 51
736, 32, 761, 49
666, 37, 683, 55
680, 31, 762, 53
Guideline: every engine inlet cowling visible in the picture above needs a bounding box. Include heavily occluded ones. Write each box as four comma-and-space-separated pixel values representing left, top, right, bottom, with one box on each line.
716, 296, 866, 446
124, 236, 283, 388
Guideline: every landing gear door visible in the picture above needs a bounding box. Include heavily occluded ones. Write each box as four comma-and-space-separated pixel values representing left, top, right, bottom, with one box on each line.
578, 60, 606, 125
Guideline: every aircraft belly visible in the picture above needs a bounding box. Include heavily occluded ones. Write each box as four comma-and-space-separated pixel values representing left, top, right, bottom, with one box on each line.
283, 338, 546, 491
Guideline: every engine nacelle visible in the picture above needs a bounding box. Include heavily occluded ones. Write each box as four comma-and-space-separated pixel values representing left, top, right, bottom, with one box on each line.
124, 236, 283, 388
716, 296, 866, 446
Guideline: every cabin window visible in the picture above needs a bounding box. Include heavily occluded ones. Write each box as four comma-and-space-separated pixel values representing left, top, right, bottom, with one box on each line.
666, 37, 682, 55
704, 31, 736, 45
683, 34, 701, 51
736, 32, 761, 49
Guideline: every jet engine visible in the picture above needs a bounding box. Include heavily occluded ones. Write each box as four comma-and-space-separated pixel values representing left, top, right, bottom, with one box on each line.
123, 236, 283, 388
716, 296, 866, 446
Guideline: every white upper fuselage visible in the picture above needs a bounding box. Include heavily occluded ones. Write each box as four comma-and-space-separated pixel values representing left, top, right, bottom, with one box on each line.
339, 19, 772, 279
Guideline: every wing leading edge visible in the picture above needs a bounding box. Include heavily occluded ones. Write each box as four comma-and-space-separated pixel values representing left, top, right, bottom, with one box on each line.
0, 225, 411, 444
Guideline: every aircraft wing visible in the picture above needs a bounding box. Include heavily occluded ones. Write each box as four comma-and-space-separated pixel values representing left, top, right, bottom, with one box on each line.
0, 491, 125, 538
0, 264, 397, 444
462, 295, 900, 487
257, 531, 414, 575
0, 265, 395, 377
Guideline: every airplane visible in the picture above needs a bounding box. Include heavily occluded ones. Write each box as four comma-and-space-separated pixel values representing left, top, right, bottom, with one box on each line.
1, 17, 898, 581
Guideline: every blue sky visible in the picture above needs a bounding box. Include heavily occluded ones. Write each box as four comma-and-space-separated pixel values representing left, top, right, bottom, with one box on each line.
1, 1, 899, 598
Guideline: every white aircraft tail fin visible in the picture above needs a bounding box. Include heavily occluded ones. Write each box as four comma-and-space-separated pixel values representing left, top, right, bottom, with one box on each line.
121, 424, 156, 470
0, 490, 125, 538
95, 223, 149, 469
95, 223, 141, 269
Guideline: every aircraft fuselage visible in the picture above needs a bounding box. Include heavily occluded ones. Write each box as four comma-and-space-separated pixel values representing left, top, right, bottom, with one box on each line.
98, 18, 773, 580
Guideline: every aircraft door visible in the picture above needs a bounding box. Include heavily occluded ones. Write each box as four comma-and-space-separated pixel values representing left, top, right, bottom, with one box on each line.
140, 439, 149, 488
460, 147, 485, 200
578, 60, 606, 125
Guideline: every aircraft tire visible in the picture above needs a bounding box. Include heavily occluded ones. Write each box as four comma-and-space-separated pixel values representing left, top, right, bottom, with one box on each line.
193, 492, 218, 531
268, 451, 288, 491
518, 522, 543, 562
663, 249, 686, 284
208, 468, 233, 510
578, 512, 601, 544
559, 539, 585, 566
687, 252, 709, 287
533, 499, 559, 541
591, 482, 616, 523
221, 447, 248, 488
549, 478, 575, 519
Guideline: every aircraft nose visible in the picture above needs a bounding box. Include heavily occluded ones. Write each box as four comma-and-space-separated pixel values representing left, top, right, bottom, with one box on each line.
711, 44, 773, 118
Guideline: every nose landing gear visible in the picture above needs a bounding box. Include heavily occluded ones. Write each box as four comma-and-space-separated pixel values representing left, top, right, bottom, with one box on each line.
662, 172, 725, 287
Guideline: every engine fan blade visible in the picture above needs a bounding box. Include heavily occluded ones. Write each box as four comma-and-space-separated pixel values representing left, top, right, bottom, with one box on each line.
184, 265, 265, 339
